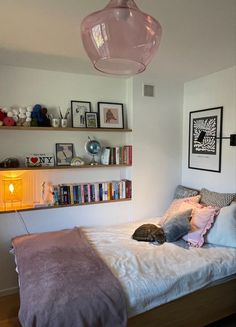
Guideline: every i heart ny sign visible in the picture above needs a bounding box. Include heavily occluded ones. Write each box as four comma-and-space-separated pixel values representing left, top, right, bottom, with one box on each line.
25, 154, 54, 167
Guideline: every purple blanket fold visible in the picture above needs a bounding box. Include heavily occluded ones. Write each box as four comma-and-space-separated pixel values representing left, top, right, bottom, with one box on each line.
12, 228, 127, 327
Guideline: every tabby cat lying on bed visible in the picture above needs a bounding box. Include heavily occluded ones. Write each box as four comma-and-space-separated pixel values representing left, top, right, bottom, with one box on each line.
132, 209, 193, 244
132, 224, 166, 244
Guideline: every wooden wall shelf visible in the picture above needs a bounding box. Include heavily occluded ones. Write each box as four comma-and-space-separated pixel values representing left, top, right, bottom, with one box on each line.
0, 126, 132, 132
0, 198, 132, 214
0, 164, 132, 172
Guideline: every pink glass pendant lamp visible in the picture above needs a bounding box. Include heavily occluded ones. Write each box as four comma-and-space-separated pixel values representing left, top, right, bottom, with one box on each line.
81, 0, 162, 75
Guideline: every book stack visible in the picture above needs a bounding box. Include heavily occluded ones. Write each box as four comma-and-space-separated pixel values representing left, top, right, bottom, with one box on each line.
100, 145, 132, 165
52, 180, 132, 206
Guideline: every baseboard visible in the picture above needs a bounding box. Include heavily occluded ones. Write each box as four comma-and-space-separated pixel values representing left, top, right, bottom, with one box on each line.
0, 287, 19, 297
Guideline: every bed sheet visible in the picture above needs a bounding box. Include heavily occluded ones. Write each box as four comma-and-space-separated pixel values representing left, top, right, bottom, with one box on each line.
83, 218, 236, 317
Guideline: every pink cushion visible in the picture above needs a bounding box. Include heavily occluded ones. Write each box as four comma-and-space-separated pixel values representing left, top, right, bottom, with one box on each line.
183, 206, 220, 247
159, 195, 201, 225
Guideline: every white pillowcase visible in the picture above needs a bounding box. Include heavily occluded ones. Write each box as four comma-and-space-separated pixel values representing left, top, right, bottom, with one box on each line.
205, 202, 236, 248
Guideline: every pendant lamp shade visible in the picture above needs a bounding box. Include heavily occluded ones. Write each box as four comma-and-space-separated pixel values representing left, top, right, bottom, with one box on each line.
81, 0, 162, 75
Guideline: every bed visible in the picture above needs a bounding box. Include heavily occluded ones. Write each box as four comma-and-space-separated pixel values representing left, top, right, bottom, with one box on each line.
12, 186, 236, 326
12, 217, 236, 327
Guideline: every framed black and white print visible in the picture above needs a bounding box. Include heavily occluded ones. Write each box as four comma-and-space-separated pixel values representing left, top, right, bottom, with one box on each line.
56, 143, 74, 166
98, 102, 124, 129
71, 101, 91, 128
188, 107, 223, 173
85, 112, 98, 128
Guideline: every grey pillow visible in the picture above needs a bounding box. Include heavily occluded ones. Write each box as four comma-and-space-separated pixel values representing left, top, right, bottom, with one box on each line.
132, 224, 165, 244
162, 209, 192, 242
205, 202, 236, 247
200, 188, 236, 208
174, 185, 199, 199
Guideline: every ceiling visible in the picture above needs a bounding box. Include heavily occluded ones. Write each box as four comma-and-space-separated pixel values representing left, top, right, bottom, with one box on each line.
0, 0, 235, 82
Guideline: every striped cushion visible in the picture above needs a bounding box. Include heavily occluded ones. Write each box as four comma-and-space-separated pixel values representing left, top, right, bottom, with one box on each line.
200, 188, 236, 208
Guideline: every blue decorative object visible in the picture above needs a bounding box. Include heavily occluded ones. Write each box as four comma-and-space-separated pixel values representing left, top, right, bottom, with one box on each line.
85, 137, 101, 165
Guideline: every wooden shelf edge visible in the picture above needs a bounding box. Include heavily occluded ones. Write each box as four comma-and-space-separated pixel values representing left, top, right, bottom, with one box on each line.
0, 126, 132, 132
0, 198, 132, 214
0, 164, 132, 172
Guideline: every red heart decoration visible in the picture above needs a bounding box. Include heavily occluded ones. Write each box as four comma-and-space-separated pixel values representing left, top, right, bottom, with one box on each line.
31, 157, 39, 164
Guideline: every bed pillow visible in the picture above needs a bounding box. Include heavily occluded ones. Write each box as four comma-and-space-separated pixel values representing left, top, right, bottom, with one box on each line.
174, 185, 199, 199
159, 195, 201, 225
205, 202, 236, 247
162, 209, 192, 242
183, 206, 220, 247
200, 188, 236, 208
132, 224, 165, 244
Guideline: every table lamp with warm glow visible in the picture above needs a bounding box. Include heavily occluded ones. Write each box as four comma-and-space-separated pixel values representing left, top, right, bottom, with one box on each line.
3, 178, 23, 210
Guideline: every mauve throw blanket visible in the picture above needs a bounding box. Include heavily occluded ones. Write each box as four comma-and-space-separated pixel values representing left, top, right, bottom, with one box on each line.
12, 228, 127, 327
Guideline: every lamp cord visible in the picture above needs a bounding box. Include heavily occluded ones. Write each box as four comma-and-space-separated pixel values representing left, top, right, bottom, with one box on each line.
15, 210, 30, 235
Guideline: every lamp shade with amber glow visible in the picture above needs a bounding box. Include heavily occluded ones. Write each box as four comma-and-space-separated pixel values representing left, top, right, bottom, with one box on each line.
3, 178, 23, 208
81, 0, 162, 75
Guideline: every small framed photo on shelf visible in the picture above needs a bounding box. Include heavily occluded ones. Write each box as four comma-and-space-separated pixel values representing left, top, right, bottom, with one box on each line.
71, 101, 91, 128
56, 143, 74, 166
98, 102, 124, 129
85, 112, 98, 128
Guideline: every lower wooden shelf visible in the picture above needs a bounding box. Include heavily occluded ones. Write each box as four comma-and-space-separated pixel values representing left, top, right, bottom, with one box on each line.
0, 198, 132, 214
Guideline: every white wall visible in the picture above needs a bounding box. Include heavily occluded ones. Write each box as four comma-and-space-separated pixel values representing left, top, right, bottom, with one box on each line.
0, 65, 183, 294
182, 66, 236, 192
131, 77, 183, 219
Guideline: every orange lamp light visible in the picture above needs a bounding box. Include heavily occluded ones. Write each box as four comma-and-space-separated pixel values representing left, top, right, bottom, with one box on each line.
3, 178, 23, 209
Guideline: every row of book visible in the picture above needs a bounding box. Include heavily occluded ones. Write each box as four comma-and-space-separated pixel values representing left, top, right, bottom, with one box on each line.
101, 145, 132, 165
52, 180, 132, 205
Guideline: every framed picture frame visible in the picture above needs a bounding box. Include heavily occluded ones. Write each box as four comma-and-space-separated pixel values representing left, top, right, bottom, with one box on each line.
85, 112, 98, 128
56, 143, 74, 166
98, 102, 124, 129
71, 101, 91, 128
188, 107, 223, 173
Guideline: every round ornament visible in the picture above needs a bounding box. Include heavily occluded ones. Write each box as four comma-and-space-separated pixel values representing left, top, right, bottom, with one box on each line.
85, 137, 101, 165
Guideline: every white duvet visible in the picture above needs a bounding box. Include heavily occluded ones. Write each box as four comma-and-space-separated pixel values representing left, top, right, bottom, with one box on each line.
83, 218, 236, 317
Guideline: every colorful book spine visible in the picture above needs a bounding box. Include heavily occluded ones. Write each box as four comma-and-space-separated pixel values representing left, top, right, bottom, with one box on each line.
99, 183, 103, 201
81, 184, 85, 203
78, 185, 82, 204
102, 182, 108, 201
90, 184, 96, 202
73, 185, 78, 204
63, 186, 69, 204
114, 181, 119, 200
69, 184, 74, 205
83, 184, 88, 203
115, 147, 120, 165
94, 183, 99, 202
52, 185, 59, 205
125, 180, 132, 199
